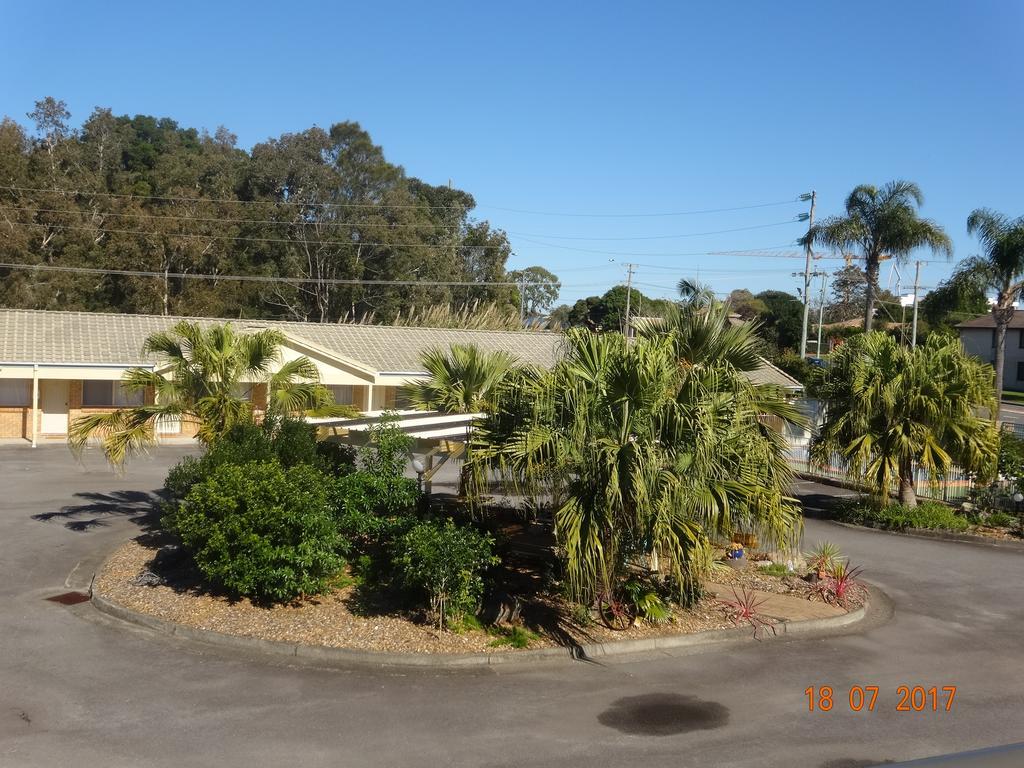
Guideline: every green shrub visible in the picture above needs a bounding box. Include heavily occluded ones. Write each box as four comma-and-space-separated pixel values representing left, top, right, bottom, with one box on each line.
984, 511, 1017, 528
166, 461, 343, 602
998, 431, 1024, 492
329, 472, 420, 554
756, 562, 791, 578
164, 417, 354, 500
360, 413, 413, 479
832, 498, 969, 532
394, 519, 498, 628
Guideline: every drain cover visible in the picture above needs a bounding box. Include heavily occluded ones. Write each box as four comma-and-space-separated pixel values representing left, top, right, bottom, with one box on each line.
46, 591, 90, 605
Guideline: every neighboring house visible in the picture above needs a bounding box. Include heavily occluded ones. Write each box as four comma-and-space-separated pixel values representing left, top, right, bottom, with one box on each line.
0, 308, 803, 444
957, 314, 1024, 393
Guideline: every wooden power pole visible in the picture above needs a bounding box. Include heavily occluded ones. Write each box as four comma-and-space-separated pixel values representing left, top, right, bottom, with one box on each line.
799, 190, 817, 359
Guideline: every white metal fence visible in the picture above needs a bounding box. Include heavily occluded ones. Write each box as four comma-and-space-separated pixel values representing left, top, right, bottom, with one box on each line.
787, 445, 976, 503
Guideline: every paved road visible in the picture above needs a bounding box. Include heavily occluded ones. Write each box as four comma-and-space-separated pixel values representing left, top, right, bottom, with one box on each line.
1, 447, 1022, 768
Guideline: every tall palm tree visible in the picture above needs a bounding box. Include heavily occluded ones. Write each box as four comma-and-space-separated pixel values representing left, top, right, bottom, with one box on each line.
473, 306, 802, 603
404, 343, 520, 496
69, 321, 351, 465
813, 332, 997, 507
801, 181, 952, 332
676, 278, 715, 308
952, 208, 1024, 403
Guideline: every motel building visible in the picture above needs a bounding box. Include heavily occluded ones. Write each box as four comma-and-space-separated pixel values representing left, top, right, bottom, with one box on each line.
0, 309, 565, 445
0, 308, 803, 447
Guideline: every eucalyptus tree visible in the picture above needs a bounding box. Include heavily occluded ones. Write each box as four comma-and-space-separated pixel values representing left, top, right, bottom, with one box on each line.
952, 209, 1024, 403
69, 321, 350, 465
813, 332, 997, 507
801, 181, 952, 332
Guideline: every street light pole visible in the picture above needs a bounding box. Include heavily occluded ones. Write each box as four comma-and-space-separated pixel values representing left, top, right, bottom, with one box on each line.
799, 191, 817, 359
911, 260, 922, 348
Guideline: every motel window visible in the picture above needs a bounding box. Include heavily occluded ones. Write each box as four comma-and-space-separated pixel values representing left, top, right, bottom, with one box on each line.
82, 381, 145, 407
1018, 362, 1024, 382
992, 329, 997, 348
1019, 330, 1024, 349
0, 379, 31, 407
329, 385, 354, 405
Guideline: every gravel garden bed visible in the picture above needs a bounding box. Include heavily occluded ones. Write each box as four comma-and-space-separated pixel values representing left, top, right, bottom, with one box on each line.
94, 536, 853, 655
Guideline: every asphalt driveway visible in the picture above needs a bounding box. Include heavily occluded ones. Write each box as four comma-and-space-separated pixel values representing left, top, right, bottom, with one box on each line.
1, 446, 1022, 768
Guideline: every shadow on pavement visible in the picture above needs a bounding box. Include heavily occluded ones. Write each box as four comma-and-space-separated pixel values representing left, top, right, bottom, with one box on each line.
32, 489, 165, 532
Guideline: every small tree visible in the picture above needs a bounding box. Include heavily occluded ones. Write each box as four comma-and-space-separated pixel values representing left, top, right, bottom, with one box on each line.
69, 321, 354, 465
813, 332, 998, 506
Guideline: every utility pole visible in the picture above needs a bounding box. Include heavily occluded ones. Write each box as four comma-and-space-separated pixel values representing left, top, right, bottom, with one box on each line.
798, 190, 817, 358
519, 277, 527, 328
911, 260, 922, 348
816, 270, 828, 355
623, 262, 636, 338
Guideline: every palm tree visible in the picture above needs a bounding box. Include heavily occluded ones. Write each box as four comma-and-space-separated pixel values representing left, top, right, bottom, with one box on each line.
473, 305, 802, 604
801, 181, 952, 332
676, 278, 715, 308
69, 321, 350, 465
404, 344, 519, 414
404, 343, 520, 496
952, 208, 1024, 403
813, 332, 997, 507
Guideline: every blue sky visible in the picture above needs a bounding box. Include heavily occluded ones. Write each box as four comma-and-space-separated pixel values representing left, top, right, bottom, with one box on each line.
2, 1, 1021, 308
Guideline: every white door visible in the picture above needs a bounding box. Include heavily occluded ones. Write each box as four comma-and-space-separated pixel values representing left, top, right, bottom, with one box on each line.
39, 380, 69, 434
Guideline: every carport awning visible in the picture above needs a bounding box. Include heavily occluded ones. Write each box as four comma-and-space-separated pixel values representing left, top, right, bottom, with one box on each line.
308, 410, 482, 441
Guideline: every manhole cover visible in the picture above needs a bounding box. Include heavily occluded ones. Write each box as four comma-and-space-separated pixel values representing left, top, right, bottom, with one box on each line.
45, 591, 90, 605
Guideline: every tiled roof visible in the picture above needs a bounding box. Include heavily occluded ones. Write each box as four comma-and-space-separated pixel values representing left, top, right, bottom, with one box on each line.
0, 309, 563, 371
957, 313, 1024, 329
0, 308, 802, 389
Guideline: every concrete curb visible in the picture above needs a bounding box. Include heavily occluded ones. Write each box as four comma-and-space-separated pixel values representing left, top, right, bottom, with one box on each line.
89, 586, 869, 670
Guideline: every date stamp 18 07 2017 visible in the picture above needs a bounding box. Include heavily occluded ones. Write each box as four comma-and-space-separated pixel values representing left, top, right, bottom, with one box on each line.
804, 686, 957, 713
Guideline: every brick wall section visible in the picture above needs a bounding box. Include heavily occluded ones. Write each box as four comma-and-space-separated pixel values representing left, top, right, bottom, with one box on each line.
0, 408, 29, 439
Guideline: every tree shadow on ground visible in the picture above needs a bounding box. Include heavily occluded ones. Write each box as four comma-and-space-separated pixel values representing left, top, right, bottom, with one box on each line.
32, 489, 167, 532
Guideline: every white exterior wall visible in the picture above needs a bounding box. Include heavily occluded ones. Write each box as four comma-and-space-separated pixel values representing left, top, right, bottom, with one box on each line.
960, 327, 1024, 392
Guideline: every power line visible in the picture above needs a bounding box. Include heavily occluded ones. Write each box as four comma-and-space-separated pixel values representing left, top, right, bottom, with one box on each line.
0, 262, 549, 288
0, 185, 801, 218
0, 185, 468, 212
3, 203, 815, 242
0, 217, 511, 250
515, 221, 802, 256
479, 199, 801, 218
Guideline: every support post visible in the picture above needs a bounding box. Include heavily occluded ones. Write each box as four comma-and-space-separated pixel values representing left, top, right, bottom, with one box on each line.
623, 262, 635, 338
799, 190, 817, 358
816, 270, 827, 355
911, 260, 922, 348
31, 364, 38, 448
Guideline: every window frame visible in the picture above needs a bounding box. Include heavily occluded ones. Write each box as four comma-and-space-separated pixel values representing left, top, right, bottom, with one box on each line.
0, 379, 31, 407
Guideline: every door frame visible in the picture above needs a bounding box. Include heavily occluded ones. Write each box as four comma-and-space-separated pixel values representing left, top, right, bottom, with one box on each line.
39, 379, 70, 435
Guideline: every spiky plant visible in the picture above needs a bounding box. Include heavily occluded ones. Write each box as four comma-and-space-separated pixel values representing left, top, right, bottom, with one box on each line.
813, 332, 997, 506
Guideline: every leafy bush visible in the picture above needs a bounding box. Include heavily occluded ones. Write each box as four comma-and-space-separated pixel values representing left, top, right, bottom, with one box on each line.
359, 413, 413, 479
756, 562, 791, 578
832, 498, 969, 532
166, 461, 343, 602
998, 430, 1024, 492
329, 471, 420, 553
394, 519, 498, 628
164, 417, 354, 500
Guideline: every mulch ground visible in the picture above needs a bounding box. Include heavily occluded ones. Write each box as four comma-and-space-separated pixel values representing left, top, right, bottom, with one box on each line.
94, 537, 857, 655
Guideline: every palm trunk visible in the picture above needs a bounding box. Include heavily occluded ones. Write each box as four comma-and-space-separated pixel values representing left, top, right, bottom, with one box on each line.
863, 257, 880, 333
898, 472, 917, 507
993, 307, 1012, 408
